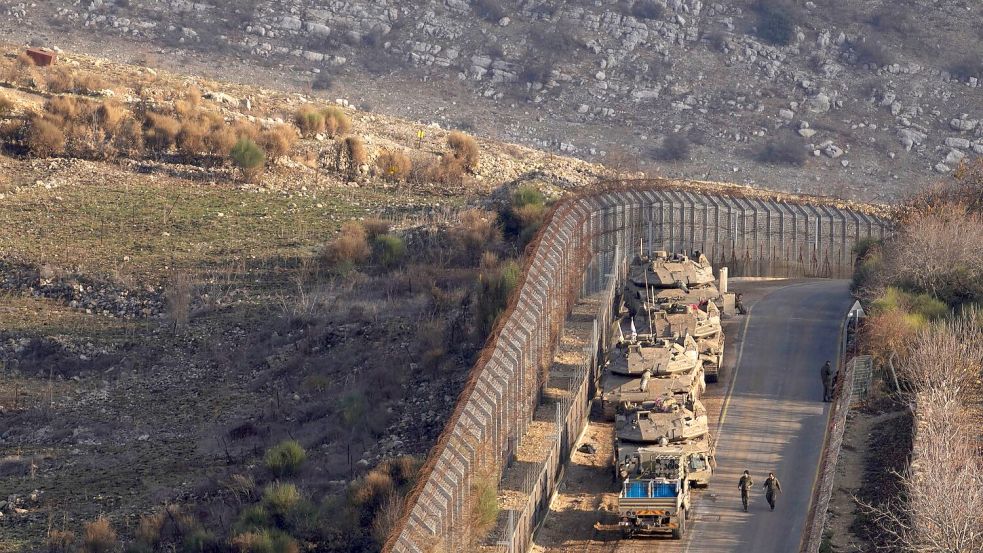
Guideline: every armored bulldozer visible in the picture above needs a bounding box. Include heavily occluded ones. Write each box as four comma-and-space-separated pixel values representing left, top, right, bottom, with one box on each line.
616, 438, 715, 487
615, 399, 709, 444
617, 444, 692, 539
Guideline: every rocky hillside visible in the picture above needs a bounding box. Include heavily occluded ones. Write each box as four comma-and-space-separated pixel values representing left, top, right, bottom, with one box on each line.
3, 0, 982, 202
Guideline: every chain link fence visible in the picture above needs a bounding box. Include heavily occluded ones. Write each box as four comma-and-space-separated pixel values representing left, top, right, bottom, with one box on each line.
385, 185, 891, 553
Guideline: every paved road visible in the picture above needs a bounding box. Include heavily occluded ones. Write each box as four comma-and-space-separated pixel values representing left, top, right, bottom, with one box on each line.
617, 279, 852, 553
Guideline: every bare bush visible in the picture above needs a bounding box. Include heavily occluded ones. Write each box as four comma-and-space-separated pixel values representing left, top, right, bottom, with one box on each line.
376, 149, 412, 181
46, 530, 75, 553
371, 490, 404, 546
449, 209, 501, 264
321, 106, 352, 138
95, 100, 125, 133
895, 312, 983, 401
206, 125, 237, 158
81, 517, 117, 553
880, 210, 983, 305
26, 116, 65, 157
176, 117, 209, 159
144, 112, 181, 154
0, 92, 13, 116
260, 124, 298, 161
361, 217, 391, 239
447, 131, 479, 172
294, 105, 324, 137
321, 221, 371, 267
335, 136, 367, 178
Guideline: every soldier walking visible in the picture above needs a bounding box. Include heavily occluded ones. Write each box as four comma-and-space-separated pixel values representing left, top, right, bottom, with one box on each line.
763, 472, 782, 511
821, 360, 834, 402
738, 470, 753, 512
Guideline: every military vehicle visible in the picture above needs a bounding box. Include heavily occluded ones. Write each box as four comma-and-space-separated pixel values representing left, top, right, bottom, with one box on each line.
602, 367, 705, 417
625, 251, 720, 314
617, 444, 692, 539
609, 335, 700, 377
616, 438, 715, 487
615, 399, 709, 444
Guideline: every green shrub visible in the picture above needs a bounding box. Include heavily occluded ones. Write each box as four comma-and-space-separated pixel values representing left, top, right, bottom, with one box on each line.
234, 505, 271, 534
181, 528, 217, 553
263, 482, 302, 520
475, 260, 521, 337
264, 440, 306, 477
871, 287, 948, 322
230, 138, 266, 181
374, 234, 407, 269
512, 184, 545, 209
470, 476, 499, 537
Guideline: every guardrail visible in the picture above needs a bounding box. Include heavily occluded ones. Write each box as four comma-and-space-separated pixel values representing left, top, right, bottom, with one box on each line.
384, 182, 892, 553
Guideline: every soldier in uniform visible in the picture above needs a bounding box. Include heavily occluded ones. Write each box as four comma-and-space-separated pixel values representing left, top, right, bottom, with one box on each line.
821, 360, 834, 402
763, 472, 782, 511
738, 470, 753, 512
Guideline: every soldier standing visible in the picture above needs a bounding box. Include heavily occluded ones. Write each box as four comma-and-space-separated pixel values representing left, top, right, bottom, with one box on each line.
763, 472, 782, 511
821, 360, 834, 402
738, 470, 753, 512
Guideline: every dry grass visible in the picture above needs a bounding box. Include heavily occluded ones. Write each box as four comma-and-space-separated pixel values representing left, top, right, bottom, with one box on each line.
260, 124, 298, 161
81, 517, 117, 553
447, 131, 480, 172
176, 117, 209, 159
26, 116, 65, 157
321, 106, 352, 138
336, 136, 367, 178
45, 530, 75, 553
294, 105, 324, 137
321, 221, 371, 267
376, 149, 412, 181
144, 112, 181, 154
0, 91, 13, 116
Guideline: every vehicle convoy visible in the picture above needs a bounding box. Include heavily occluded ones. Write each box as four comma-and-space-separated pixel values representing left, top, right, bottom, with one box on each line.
604, 250, 731, 540
617, 444, 693, 539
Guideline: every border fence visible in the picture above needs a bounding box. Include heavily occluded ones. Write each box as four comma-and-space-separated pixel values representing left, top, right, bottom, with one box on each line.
384, 183, 892, 553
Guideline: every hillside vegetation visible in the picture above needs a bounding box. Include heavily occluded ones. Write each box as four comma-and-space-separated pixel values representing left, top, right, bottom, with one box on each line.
0, 47, 606, 553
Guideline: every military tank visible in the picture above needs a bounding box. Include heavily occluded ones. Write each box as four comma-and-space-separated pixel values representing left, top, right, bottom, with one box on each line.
602, 367, 706, 417
625, 251, 720, 313
615, 399, 709, 444
609, 335, 700, 377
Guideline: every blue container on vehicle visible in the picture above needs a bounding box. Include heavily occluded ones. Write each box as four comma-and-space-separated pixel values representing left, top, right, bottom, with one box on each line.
625, 481, 677, 498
